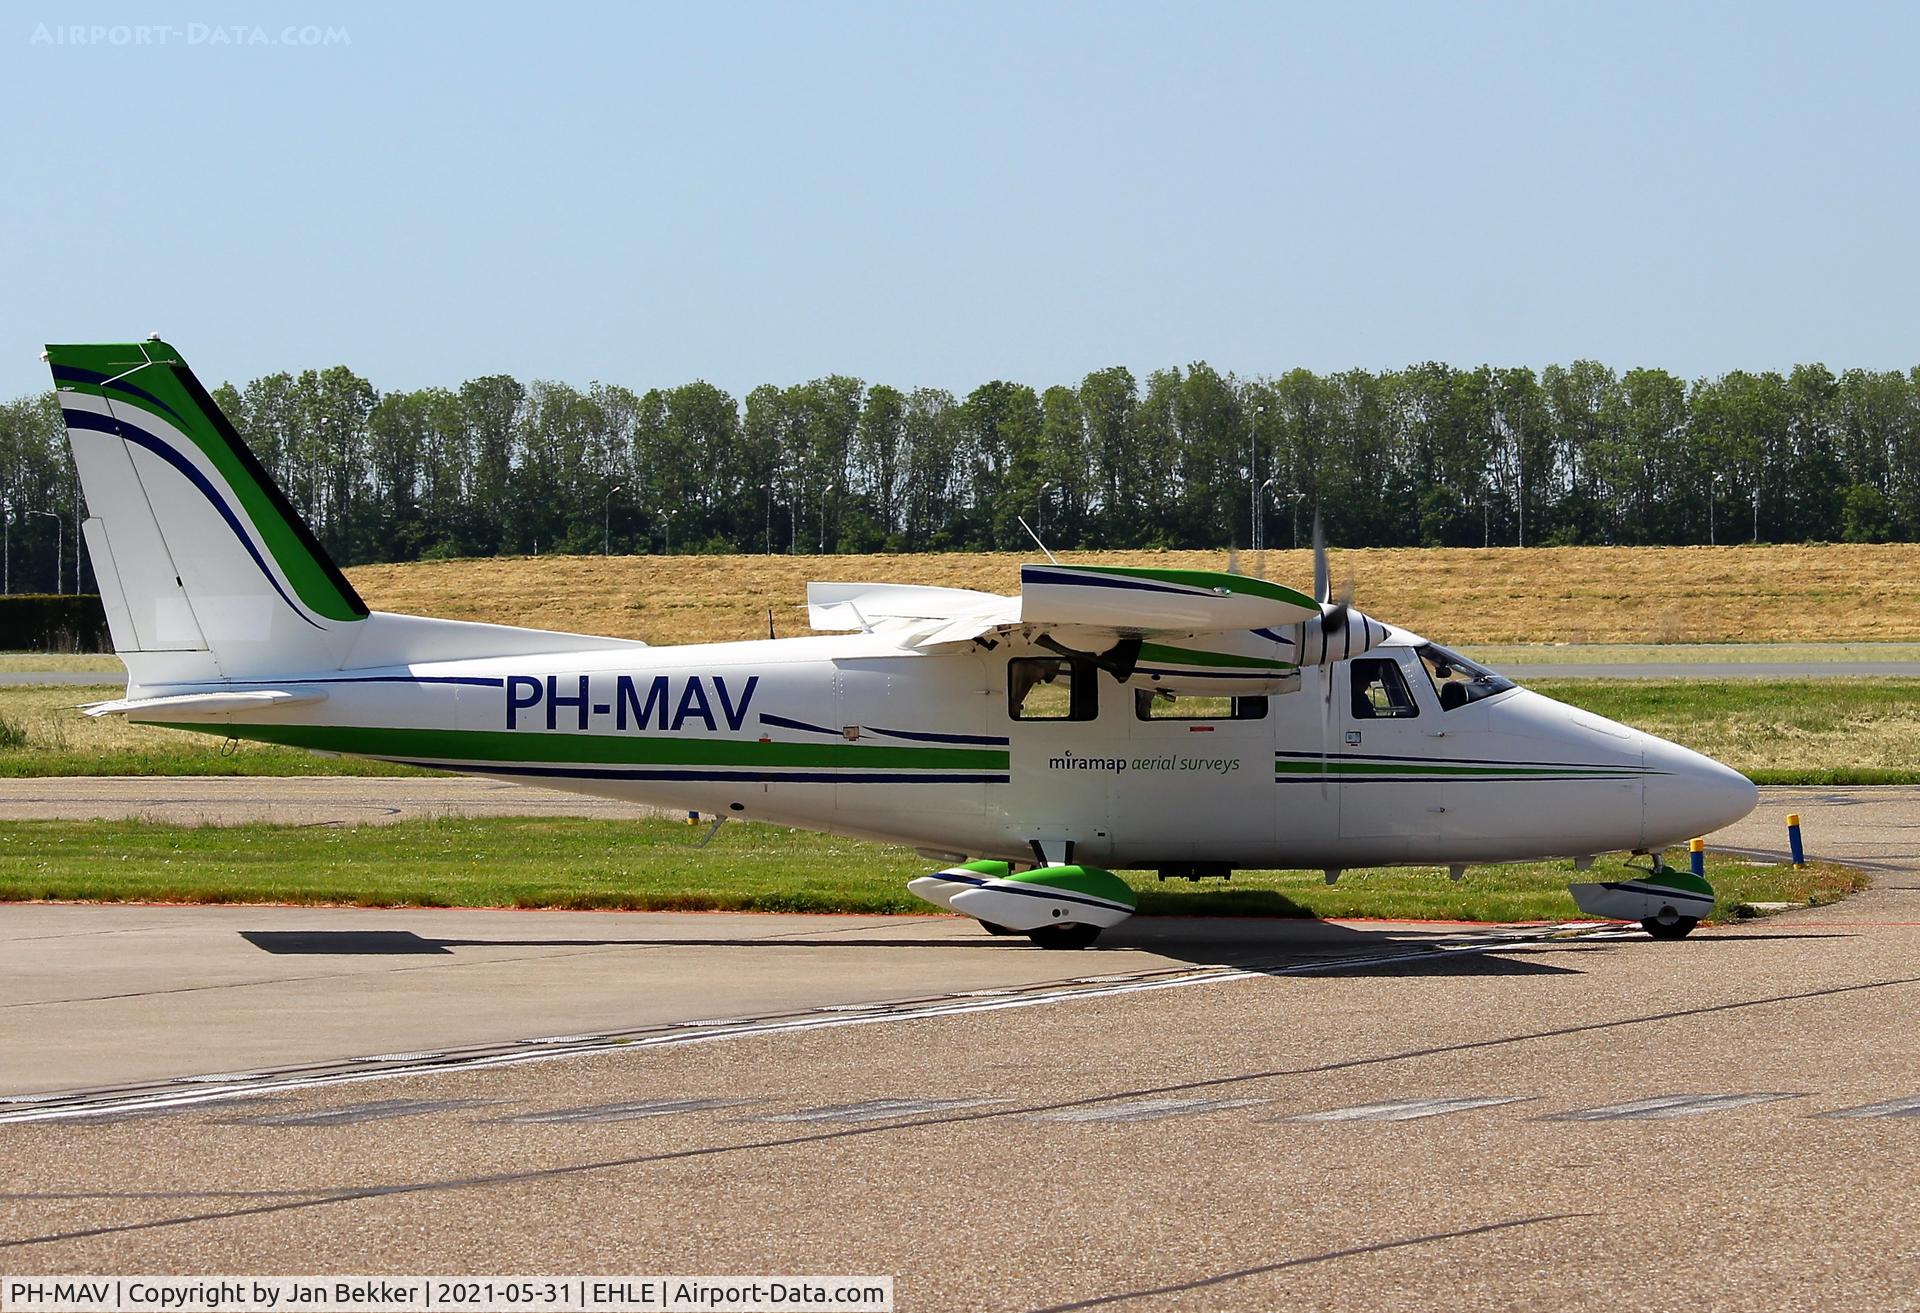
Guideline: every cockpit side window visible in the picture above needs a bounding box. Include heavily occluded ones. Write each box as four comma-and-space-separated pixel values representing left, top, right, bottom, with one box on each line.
1349, 658, 1419, 719
1416, 643, 1516, 711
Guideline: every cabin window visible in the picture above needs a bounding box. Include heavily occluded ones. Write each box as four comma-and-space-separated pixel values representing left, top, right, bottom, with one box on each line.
1349, 658, 1419, 719
1416, 643, 1516, 712
1134, 690, 1270, 721
1008, 657, 1098, 721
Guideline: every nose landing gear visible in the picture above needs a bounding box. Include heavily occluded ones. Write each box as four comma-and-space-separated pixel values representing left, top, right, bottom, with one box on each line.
1569, 864, 1715, 940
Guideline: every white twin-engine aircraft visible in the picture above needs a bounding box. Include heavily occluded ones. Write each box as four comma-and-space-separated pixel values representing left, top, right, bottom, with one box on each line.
48, 340, 1758, 948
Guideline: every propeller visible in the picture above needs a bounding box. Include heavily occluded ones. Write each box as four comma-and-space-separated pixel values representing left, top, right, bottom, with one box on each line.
1312, 515, 1330, 606
1312, 513, 1336, 797
1302, 513, 1379, 796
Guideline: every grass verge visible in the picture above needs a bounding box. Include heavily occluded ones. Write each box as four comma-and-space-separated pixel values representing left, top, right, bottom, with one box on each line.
0, 816, 1868, 922
1531, 678, 1920, 784
1466, 642, 1920, 666
0, 653, 124, 674
0, 684, 429, 777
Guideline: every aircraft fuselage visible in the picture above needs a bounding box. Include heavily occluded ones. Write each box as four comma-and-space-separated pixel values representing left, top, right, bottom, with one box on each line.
178, 628, 1757, 874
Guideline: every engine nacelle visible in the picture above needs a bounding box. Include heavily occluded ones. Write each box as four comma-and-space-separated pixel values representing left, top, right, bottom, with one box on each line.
1296, 605, 1388, 667
1124, 632, 1301, 697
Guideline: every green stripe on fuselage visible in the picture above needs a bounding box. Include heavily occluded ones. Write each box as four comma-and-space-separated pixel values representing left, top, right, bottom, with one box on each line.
178, 722, 1010, 771
1275, 757, 1643, 778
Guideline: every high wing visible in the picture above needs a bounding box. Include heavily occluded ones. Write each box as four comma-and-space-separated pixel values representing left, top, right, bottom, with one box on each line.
809, 564, 1385, 696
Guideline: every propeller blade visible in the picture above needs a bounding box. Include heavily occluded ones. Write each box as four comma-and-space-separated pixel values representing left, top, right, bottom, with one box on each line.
1320, 661, 1335, 799
1311, 512, 1329, 604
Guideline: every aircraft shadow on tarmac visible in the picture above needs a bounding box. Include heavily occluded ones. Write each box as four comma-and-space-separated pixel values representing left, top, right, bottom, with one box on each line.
236, 913, 1610, 977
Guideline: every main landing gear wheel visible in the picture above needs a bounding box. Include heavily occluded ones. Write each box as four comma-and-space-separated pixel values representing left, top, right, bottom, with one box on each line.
1640, 910, 1699, 940
1028, 922, 1102, 950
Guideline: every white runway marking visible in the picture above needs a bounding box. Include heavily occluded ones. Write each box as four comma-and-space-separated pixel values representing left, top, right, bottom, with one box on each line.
755, 1098, 1002, 1123
228, 1097, 498, 1126
1026, 1097, 1267, 1123
0, 921, 1629, 1126
501, 1098, 757, 1124
1816, 1095, 1920, 1119
1281, 1096, 1529, 1122
1544, 1092, 1802, 1121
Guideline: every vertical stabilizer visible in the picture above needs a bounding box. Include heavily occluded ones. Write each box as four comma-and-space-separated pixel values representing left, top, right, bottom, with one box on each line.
45, 340, 368, 684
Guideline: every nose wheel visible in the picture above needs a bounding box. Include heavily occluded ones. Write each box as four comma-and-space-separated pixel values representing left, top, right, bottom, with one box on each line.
1640, 909, 1699, 940
1028, 921, 1102, 950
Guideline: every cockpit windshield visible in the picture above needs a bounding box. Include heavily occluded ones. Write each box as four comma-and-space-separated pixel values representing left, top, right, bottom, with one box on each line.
1416, 643, 1515, 711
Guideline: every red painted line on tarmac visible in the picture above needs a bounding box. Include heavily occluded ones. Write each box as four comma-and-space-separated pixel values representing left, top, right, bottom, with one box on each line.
1745, 921, 1920, 927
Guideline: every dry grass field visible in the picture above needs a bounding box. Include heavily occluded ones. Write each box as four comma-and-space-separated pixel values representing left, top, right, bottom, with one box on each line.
348, 544, 1920, 646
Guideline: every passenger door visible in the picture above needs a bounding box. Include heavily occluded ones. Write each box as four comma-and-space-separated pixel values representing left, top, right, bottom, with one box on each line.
998, 654, 1119, 864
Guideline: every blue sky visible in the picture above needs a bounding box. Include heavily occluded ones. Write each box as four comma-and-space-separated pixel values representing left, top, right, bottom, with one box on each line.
5, 1, 1917, 400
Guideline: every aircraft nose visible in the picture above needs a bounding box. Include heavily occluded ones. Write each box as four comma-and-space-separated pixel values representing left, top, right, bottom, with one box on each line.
1641, 736, 1759, 848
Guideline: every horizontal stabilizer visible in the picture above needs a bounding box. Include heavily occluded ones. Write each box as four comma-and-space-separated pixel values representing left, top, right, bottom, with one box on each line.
82, 689, 328, 719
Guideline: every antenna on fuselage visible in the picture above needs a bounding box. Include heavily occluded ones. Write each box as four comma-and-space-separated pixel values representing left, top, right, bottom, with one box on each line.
1017, 516, 1060, 565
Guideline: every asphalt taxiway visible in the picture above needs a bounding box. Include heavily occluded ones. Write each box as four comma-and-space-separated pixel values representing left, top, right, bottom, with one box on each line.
0, 775, 665, 825
1, 791, 1917, 1309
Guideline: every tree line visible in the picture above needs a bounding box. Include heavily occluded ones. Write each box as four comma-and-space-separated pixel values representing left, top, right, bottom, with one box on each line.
3, 359, 1919, 593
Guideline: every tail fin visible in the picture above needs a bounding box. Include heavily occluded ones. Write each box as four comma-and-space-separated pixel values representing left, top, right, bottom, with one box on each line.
46, 339, 367, 683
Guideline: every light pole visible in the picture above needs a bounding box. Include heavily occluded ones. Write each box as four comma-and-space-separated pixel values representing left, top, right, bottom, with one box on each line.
1254, 478, 1276, 553
603, 483, 624, 556
1245, 404, 1262, 554
663, 509, 676, 556
1752, 484, 1760, 543
1709, 473, 1723, 546
28, 510, 61, 595
1517, 447, 1526, 548
1288, 491, 1306, 549
1036, 482, 1053, 535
